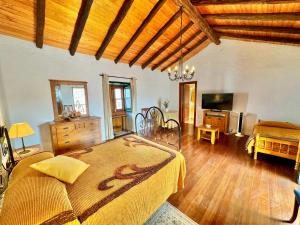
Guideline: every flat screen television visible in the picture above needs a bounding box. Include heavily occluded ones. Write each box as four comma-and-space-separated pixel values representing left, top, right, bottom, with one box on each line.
202, 93, 233, 111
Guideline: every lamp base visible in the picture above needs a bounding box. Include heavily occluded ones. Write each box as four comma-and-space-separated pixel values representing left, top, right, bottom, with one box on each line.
235, 133, 244, 137
18, 149, 31, 155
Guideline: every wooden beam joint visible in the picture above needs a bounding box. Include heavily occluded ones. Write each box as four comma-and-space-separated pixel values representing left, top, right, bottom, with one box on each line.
174, 0, 220, 45
36, 0, 45, 48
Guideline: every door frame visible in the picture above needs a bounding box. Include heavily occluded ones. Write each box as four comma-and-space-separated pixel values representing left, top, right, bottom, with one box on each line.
178, 81, 197, 128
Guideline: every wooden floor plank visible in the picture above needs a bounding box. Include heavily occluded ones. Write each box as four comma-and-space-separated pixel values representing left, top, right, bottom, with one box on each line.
168, 129, 298, 225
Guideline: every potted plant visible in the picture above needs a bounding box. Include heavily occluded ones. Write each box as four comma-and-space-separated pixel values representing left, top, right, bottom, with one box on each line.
162, 100, 170, 112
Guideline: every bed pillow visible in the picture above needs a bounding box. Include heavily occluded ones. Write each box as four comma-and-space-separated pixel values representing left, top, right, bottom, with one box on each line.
30, 155, 89, 184
10, 152, 54, 184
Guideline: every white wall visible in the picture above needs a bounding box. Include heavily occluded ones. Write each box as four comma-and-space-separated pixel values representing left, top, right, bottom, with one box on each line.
0, 63, 8, 126
0, 36, 170, 148
169, 39, 300, 135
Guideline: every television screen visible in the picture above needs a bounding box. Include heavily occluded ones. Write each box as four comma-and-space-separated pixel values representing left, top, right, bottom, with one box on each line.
202, 93, 233, 111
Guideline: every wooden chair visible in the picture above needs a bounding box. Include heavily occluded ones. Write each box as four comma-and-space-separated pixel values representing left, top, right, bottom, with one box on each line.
288, 189, 300, 223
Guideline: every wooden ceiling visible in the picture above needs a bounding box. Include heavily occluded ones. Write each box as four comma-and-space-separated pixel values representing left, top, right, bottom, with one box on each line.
0, 0, 299, 72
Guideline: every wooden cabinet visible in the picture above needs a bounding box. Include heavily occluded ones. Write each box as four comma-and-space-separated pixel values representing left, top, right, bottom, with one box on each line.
203, 110, 230, 133
49, 117, 101, 155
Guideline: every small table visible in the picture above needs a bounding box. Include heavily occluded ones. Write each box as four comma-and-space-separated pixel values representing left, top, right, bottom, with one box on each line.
162, 110, 179, 129
197, 125, 220, 144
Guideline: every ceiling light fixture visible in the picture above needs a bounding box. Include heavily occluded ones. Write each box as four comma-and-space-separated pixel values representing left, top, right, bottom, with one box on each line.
168, 6, 195, 81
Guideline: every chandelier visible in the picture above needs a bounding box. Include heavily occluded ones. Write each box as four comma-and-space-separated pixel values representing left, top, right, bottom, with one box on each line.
168, 6, 195, 81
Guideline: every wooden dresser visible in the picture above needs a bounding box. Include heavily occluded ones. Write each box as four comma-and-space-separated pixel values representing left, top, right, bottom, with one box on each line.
203, 110, 230, 133
49, 117, 101, 155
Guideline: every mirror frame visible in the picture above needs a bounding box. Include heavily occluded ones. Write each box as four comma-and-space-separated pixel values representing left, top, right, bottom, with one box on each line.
49, 79, 89, 120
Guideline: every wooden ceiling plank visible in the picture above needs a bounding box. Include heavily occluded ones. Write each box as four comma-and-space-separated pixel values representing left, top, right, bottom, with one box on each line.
152, 30, 202, 71
191, 0, 300, 6
219, 32, 300, 45
36, 0, 45, 48
213, 25, 300, 34
141, 21, 193, 69
129, 9, 181, 67
69, 0, 94, 56
161, 36, 209, 71
95, 0, 134, 60
174, 0, 220, 44
204, 13, 300, 21
114, 0, 167, 64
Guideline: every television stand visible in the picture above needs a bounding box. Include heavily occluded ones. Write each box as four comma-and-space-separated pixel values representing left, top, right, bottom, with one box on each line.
203, 110, 230, 134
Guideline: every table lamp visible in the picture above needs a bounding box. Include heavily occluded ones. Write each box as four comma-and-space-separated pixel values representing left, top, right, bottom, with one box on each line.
9, 122, 34, 154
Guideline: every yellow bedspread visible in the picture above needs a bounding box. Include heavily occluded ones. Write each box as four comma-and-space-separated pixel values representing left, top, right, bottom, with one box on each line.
64, 135, 186, 225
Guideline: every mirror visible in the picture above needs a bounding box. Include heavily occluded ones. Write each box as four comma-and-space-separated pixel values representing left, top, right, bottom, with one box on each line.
50, 80, 89, 120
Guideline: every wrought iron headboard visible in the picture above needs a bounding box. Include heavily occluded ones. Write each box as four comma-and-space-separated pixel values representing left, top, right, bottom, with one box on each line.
135, 106, 182, 151
0, 126, 15, 194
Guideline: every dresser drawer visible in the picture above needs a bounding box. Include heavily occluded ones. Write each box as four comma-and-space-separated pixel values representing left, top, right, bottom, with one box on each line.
57, 133, 72, 142
75, 121, 85, 130
55, 124, 75, 134
86, 120, 99, 130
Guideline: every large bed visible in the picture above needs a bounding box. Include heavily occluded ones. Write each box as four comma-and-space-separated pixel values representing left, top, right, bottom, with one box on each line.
0, 107, 186, 225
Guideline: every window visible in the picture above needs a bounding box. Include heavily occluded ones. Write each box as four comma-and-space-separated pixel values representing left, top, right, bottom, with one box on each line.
124, 86, 132, 111
73, 87, 87, 114
114, 88, 123, 110
110, 83, 132, 115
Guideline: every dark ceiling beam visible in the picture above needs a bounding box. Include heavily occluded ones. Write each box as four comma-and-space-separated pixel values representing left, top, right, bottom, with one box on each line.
152, 30, 202, 71
191, 0, 300, 6
219, 32, 300, 46
114, 0, 167, 64
213, 25, 300, 34
129, 9, 181, 67
36, 0, 45, 48
95, 0, 134, 60
174, 0, 220, 45
141, 21, 193, 69
204, 12, 300, 21
161, 36, 209, 72
69, 0, 94, 56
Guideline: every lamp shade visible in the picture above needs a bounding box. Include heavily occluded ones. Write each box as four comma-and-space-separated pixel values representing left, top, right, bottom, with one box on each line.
9, 122, 34, 139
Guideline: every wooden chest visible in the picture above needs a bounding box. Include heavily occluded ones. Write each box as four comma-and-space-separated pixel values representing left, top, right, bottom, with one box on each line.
49, 117, 101, 155
203, 110, 230, 133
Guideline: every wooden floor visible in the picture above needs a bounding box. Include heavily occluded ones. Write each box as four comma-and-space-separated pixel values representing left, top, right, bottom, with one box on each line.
168, 129, 299, 225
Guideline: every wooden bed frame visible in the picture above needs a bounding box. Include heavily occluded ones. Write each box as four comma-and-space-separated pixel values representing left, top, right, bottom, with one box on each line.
135, 106, 182, 151
254, 134, 300, 170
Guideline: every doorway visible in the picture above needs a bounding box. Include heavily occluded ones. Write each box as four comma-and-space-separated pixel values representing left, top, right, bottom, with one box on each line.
109, 82, 132, 137
179, 81, 197, 135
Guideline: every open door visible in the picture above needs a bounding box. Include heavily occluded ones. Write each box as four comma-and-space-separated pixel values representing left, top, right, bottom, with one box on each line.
179, 81, 197, 134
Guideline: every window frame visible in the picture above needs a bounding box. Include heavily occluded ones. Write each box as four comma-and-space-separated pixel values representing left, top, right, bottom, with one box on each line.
109, 82, 132, 116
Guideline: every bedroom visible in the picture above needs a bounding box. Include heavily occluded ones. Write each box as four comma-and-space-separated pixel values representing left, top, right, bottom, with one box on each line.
0, 0, 300, 224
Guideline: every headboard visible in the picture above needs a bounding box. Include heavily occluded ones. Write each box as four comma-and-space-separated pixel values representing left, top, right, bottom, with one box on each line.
135, 106, 182, 151
0, 126, 15, 194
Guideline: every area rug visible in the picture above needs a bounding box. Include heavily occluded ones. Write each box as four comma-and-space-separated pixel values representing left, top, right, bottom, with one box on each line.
144, 202, 199, 225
